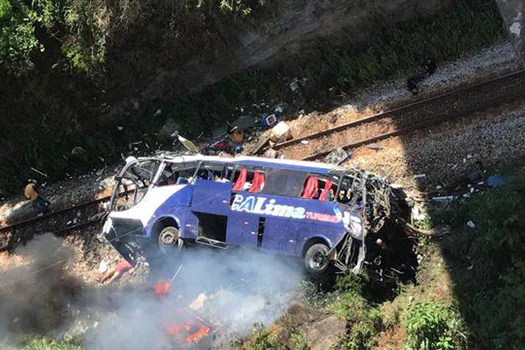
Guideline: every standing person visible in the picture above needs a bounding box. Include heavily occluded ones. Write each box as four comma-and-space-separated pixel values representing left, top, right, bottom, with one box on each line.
24, 180, 51, 216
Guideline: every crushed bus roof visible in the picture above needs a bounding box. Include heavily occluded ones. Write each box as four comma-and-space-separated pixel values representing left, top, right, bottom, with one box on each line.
137, 154, 344, 174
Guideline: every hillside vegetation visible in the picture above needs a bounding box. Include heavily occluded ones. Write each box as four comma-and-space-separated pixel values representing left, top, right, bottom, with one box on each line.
0, 0, 504, 193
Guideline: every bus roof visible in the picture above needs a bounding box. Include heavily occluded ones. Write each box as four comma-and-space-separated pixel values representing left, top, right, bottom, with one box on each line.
140, 154, 343, 175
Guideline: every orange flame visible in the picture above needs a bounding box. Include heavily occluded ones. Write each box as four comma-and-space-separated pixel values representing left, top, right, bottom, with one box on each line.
186, 325, 211, 343
154, 280, 170, 297
163, 320, 211, 344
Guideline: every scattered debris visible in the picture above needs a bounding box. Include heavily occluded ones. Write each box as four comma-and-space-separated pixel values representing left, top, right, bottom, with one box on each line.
30, 167, 48, 178
270, 121, 292, 143
413, 173, 426, 179
261, 114, 278, 128
153, 109, 162, 117
71, 146, 86, 156
174, 133, 199, 153
263, 148, 279, 158
487, 175, 504, 188
432, 195, 456, 201
249, 135, 271, 156
98, 260, 108, 273
324, 148, 351, 165
189, 293, 208, 311
229, 126, 244, 144
367, 143, 385, 150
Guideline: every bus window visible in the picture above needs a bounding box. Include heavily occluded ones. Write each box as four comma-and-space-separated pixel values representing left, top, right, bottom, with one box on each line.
232, 167, 265, 193
157, 161, 199, 186
111, 159, 158, 211
302, 175, 339, 201
195, 162, 232, 183
337, 175, 362, 205
259, 169, 306, 197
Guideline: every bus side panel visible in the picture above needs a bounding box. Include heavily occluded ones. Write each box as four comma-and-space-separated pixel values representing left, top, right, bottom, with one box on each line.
261, 218, 302, 256
226, 215, 258, 247
296, 223, 347, 256
144, 208, 184, 237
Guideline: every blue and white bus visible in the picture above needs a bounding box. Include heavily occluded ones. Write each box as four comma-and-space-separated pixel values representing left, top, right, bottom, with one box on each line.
101, 154, 402, 275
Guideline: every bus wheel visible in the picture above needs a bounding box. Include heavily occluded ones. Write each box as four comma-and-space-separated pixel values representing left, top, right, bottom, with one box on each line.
158, 226, 183, 254
304, 243, 330, 275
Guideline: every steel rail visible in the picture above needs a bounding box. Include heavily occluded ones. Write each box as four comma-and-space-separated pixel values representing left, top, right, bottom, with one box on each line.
300, 89, 525, 160
0, 196, 110, 232
274, 69, 525, 151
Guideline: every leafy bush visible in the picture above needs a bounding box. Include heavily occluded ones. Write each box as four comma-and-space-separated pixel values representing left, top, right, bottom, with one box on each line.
290, 329, 309, 350
331, 273, 383, 349
403, 302, 466, 350
439, 166, 525, 348
0, 0, 56, 75
245, 323, 284, 350
7, 335, 81, 350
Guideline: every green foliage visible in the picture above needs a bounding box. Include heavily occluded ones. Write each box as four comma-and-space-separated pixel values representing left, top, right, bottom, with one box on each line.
0, 0, 268, 75
290, 329, 309, 350
0, 0, 506, 194
403, 302, 465, 350
439, 166, 525, 348
331, 273, 382, 349
335, 272, 370, 295
0, 0, 56, 75
7, 335, 81, 350
248, 323, 284, 350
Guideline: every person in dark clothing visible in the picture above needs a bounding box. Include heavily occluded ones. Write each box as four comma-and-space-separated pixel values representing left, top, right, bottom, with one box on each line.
406, 57, 438, 95
24, 180, 51, 215
423, 57, 437, 75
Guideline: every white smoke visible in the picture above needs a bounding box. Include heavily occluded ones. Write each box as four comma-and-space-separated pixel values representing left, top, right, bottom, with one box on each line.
86, 248, 304, 348
0, 234, 305, 348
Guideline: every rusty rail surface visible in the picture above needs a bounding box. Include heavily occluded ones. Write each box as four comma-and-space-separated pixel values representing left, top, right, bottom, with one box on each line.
0, 196, 110, 232
271, 70, 525, 160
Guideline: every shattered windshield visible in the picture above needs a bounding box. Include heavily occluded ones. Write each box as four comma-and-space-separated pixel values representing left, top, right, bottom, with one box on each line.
111, 159, 160, 211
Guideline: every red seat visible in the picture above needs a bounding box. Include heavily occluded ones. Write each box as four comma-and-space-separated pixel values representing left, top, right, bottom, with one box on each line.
319, 179, 333, 201
249, 171, 265, 193
232, 167, 247, 191
302, 176, 319, 199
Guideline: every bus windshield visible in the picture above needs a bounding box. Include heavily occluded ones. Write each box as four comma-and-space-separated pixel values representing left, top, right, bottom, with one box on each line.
110, 158, 160, 211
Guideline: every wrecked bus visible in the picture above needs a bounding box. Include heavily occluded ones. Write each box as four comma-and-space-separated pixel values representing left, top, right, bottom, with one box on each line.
101, 154, 404, 275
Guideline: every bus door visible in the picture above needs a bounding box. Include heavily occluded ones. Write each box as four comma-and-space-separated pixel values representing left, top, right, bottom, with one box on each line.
226, 166, 265, 248
190, 162, 234, 247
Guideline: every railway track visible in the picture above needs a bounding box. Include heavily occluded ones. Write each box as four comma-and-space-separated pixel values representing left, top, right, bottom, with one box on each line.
2, 70, 525, 244
268, 70, 525, 161
0, 196, 110, 250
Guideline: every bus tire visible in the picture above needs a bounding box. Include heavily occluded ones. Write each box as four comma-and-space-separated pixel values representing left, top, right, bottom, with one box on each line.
158, 226, 183, 254
304, 243, 330, 275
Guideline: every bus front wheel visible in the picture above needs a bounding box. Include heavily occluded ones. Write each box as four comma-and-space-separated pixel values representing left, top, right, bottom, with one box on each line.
158, 226, 183, 254
304, 243, 330, 275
